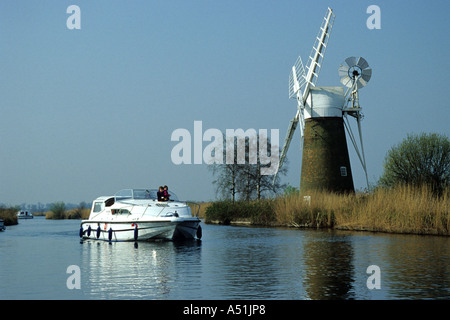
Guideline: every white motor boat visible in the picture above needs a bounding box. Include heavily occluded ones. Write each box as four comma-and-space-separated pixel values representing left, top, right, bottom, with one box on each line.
80, 189, 202, 242
17, 210, 33, 219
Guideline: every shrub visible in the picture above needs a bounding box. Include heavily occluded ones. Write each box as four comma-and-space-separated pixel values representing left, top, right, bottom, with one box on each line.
379, 132, 449, 196
205, 200, 276, 225
47, 202, 66, 219
0, 206, 19, 226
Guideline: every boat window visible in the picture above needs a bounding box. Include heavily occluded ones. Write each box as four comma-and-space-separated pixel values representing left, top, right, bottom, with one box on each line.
105, 197, 115, 207
112, 209, 130, 215
93, 202, 103, 213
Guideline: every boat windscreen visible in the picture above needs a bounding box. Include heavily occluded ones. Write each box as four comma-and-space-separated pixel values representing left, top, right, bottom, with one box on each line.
133, 189, 156, 199
114, 189, 178, 201
114, 189, 133, 200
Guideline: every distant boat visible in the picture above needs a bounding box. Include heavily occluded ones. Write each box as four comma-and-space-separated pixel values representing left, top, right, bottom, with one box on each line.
17, 210, 33, 219
0, 219, 5, 231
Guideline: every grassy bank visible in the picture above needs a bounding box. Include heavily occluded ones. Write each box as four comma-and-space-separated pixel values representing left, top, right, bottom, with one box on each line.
205, 185, 449, 236
0, 207, 19, 226
45, 207, 90, 220
205, 200, 277, 225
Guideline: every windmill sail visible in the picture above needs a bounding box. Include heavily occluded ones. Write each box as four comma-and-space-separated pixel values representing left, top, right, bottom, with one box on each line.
273, 7, 335, 182
303, 7, 335, 95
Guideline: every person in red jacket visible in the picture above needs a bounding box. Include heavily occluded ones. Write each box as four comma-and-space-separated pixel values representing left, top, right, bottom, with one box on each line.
163, 185, 171, 201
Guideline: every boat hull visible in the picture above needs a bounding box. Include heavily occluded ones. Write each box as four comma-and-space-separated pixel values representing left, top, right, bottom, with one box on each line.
80, 218, 201, 242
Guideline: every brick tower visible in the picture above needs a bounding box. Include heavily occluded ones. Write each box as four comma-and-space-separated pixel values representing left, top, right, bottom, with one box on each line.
299, 87, 354, 193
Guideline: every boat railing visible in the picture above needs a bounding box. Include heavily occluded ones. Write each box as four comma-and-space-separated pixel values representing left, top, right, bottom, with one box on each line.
186, 202, 201, 217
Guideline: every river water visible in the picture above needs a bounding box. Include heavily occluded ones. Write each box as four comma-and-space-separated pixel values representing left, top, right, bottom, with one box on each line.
0, 217, 448, 300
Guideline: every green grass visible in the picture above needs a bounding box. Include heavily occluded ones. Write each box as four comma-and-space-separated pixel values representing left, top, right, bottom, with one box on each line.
205, 199, 277, 225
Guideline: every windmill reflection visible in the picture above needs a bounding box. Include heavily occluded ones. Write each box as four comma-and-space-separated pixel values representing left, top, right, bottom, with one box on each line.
303, 233, 355, 299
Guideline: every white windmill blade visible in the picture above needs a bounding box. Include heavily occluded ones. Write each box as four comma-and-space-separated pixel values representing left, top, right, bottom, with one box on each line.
356, 57, 369, 69
345, 56, 357, 68
359, 68, 372, 86
338, 63, 351, 87
289, 56, 307, 99
289, 58, 307, 137
302, 7, 335, 103
273, 112, 300, 182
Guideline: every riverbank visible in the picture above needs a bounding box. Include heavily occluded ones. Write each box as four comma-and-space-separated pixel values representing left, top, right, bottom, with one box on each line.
204, 185, 449, 236
44, 207, 90, 219
0, 207, 18, 226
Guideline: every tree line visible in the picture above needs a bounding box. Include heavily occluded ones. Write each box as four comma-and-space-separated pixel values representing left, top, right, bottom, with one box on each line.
209, 132, 287, 201
209, 131, 449, 200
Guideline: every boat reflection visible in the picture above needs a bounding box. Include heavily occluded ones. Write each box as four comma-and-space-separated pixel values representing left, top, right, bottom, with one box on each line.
80, 239, 202, 299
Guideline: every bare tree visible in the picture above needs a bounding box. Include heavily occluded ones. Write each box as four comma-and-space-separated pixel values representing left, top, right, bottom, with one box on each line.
210, 131, 287, 201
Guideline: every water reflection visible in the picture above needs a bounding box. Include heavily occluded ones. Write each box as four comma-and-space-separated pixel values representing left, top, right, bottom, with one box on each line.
303, 232, 354, 299
2, 218, 448, 300
81, 240, 202, 299
203, 227, 354, 299
210, 228, 284, 299
383, 235, 450, 299
64, 224, 450, 300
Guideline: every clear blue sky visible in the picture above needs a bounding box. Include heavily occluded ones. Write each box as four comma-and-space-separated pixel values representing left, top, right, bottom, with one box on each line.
0, 0, 449, 205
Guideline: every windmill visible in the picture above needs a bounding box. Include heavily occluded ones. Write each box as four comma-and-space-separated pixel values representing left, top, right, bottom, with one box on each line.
274, 7, 372, 193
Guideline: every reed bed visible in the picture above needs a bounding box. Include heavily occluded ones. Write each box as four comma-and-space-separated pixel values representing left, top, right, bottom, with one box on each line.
273, 185, 449, 236
0, 207, 19, 226
45, 208, 90, 220
205, 185, 449, 236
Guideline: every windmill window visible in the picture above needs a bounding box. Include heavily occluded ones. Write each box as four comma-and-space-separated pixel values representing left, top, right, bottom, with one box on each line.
340, 166, 348, 177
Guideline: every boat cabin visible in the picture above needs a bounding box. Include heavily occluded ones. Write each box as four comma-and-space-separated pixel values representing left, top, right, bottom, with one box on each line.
89, 189, 182, 219
17, 210, 33, 219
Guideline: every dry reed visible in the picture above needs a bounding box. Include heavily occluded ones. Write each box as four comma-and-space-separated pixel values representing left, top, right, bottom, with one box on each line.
0, 207, 19, 226
45, 208, 91, 219
273, 185, 449, 235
